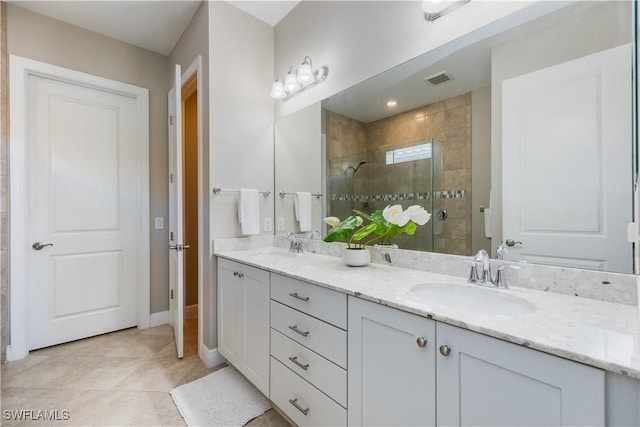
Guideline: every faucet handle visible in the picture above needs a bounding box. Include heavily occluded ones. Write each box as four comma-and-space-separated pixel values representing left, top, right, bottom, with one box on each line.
492, 266, 508, 289
467, 262, 479, 283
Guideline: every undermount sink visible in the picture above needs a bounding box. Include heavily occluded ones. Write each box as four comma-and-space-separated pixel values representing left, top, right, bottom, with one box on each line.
249, 250, 299, 261
407, 283, 536, 315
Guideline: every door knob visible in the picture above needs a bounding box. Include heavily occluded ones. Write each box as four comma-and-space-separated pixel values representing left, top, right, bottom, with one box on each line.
505, 239, 523, 247
32, 242, 53, 251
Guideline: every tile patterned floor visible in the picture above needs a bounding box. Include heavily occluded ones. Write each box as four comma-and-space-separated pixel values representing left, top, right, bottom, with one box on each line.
1, 313, 289, 427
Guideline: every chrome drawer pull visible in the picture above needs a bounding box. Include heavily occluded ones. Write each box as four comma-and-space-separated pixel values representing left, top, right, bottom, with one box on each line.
288, 356, 309, 371
288, 398, 309, 416
288, 292, 310, 302
289, 325, 310, 337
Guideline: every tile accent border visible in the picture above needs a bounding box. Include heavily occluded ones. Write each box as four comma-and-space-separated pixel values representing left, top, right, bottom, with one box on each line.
329, 190, 465, 202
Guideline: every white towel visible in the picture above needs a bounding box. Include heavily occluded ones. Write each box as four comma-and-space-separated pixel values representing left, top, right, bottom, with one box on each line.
484, 188, 493, 238
294, 192, 312, 232
238, 189, 260, 235
484, 208, 493, 238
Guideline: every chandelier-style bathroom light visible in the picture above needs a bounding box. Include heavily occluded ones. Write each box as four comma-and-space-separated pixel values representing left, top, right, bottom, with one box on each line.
422, 0, 470, 21
270, 56, 329, 101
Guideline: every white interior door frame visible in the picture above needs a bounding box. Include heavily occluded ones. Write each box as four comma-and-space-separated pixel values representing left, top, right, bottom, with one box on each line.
179, 56, 206, 364
8, 55, 150, 361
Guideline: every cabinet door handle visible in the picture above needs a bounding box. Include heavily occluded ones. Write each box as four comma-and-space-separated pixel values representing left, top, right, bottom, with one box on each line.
416, 337, 428, 348
288, 325, 310, 337
238, 273, 244, 278
233, 271, 238, 277
288, 292, 310, 302
288, 356, 309, 371
439, 345, 451, 356
288, 398, 309, 416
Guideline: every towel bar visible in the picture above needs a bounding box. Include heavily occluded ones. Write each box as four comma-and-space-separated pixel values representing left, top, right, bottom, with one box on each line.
212, 187, 271, 198
279, 191, 322, 199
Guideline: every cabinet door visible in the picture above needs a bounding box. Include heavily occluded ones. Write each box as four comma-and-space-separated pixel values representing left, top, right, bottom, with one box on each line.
243, 263, 270, 396
348, 296, 436, 427
436, 322, 605, 427
218, 258, 244, 366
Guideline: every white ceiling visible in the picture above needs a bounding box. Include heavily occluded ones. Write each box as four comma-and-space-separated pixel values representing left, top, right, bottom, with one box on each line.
8, 0, 298, 56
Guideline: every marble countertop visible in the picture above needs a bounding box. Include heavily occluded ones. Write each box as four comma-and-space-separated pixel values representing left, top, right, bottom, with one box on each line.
215, 247, 640, 379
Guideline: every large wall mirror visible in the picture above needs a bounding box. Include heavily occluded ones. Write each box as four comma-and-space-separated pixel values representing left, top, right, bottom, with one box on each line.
274, 1, 637, 274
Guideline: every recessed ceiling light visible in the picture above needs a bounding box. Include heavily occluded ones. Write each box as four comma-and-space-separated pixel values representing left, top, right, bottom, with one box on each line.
386, 100, 398, 107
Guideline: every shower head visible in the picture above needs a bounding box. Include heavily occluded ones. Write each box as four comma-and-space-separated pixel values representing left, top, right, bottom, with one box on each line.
346, 160, 367, 175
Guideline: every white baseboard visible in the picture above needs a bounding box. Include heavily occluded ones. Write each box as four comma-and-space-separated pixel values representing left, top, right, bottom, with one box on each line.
199, 343, 226, 368
149, 310, 170, 328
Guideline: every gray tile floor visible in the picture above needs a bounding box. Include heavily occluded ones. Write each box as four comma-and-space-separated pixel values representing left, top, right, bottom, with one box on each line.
1, 321, 289, 427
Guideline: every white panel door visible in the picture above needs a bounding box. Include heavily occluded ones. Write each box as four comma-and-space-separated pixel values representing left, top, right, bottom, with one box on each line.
27, 75, 138, 350
502, 44, 632, 273
168, 64, 185, 358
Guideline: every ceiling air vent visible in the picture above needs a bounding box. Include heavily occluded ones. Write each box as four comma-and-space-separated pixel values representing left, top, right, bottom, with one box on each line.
424, 71, 452, 86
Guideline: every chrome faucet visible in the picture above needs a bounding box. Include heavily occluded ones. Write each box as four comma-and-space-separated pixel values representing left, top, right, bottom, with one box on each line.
310, 230, 321, 240
287, 232, 303, 253
468, 249, 507, 289
496, 242, 509, 260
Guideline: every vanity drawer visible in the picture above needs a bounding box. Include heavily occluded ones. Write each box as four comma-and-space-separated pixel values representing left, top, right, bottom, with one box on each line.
271, 357, 347, 427
270, 328, 347, 408
271, 300, 347, 369
271, 273, 347, 329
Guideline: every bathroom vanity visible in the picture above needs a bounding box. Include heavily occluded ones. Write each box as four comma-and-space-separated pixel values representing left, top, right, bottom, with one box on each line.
215, 238, 640, 427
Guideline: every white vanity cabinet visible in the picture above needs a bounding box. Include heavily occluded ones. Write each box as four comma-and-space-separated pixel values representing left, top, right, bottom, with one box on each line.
269, 273, 348, 426
348, 296, 436, 427
436, 322, 605, 426
348, 296, 606, 427
217, 258, 270, 396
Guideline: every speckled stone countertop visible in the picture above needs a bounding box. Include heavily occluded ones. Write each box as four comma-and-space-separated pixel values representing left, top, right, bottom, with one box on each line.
214, 244, 640, 380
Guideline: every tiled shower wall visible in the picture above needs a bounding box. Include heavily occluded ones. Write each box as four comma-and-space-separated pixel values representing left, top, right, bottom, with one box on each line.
326, 93, 472, 255
1, 1, 8, 363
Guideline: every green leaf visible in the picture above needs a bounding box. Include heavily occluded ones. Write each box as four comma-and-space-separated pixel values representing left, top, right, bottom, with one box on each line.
402, 221, 418, 236
323, 215, 358, 242
352, 222, 378, 241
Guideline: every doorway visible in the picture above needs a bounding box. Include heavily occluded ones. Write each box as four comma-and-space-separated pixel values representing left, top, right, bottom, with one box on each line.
182, 73, 199, 357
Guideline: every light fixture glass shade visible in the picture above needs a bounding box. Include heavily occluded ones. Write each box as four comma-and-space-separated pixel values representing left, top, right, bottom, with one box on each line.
297, 57, 314, 85
284, 70, 300, 93
270, 80, 286, 99
422, 0, 469, 21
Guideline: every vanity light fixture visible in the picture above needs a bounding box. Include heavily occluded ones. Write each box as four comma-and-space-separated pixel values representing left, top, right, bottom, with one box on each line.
270, 56, 329, 101
422, 0, 470, 21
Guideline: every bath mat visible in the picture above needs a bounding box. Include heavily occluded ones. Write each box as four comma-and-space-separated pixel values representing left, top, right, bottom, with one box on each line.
170, 366, 271, 427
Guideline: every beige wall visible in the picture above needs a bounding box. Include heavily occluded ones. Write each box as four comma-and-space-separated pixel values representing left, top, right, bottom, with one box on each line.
5, 5, 171, 322
471, 87, 491, 255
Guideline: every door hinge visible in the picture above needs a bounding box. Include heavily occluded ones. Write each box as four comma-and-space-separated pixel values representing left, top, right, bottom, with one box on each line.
170, 289, 174, 299
170, 231, 174, 241
170, 115, 174, 125
170, 173, 173, 183
627, 222, 639, 243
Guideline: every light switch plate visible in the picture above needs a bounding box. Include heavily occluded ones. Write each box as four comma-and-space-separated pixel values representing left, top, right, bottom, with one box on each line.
264, 217, 273, 232
154, 217, 164, 229
277, 217, 285, 231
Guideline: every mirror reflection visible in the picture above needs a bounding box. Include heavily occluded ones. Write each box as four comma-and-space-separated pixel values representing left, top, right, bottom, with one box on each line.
275, 1, 635, 274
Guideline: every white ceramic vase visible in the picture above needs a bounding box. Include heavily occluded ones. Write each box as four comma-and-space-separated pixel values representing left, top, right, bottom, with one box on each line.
342, 247, 371, 267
